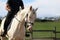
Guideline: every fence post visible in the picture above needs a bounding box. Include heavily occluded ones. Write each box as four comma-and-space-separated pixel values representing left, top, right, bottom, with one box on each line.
30, 31, 33, 40
55, 27, 56, 40
30, 28, 33, 40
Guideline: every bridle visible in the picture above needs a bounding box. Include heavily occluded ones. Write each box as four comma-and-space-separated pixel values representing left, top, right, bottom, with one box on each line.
15, 17, 21, 22
25, 14, 34, 28
27, 22, 34, 26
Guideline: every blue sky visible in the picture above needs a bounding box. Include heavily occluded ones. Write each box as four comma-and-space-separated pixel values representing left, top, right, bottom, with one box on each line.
0, 0, 60, 18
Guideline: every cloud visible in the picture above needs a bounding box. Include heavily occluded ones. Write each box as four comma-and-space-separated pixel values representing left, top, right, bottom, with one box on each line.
24, 0, 60, 18
0, 0, 60, 18
0, 1, 7, 17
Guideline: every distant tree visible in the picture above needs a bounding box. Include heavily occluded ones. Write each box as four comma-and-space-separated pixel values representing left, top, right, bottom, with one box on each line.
0, 16, 2, 24
35, 18, 41, 22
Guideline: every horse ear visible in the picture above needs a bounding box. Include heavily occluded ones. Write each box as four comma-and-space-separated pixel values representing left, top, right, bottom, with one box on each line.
30, 6, 32, 10
35, 8, 38, 11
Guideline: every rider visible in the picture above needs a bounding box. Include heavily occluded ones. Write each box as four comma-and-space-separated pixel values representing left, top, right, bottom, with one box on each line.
1, 0, 24, 37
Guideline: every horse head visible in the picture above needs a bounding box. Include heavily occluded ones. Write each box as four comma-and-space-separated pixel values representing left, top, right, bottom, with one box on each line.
25, 6, 38, 31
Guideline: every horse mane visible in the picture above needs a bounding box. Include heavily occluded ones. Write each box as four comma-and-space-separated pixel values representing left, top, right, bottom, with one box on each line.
15, 7, 29, 22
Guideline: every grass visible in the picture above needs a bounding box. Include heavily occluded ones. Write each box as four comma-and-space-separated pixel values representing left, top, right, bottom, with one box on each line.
33, 21, 60, 31
0, 20, 60, 39
32, 21, 60, 38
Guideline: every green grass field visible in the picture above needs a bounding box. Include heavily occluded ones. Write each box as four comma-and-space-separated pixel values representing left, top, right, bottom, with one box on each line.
32, 21, 60, 38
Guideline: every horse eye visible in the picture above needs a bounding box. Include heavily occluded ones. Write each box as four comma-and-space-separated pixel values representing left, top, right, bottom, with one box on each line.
26, 14, 28, 16
33, 12, 35, 14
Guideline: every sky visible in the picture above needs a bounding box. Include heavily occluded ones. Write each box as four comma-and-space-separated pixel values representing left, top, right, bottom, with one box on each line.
0, 0, 60, 18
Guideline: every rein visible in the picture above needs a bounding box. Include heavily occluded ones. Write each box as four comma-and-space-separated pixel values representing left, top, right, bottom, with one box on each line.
27, 22, 34, 25
15, 17, 21, 22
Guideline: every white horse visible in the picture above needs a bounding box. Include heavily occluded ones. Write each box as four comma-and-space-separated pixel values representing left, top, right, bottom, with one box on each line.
0, 6, 37, 40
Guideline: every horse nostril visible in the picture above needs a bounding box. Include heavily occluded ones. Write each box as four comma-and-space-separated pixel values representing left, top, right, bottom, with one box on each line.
29, 17, 31, 18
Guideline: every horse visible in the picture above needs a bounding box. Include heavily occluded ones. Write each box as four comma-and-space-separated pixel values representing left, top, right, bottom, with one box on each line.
0, 6, 37, 40
25, 6, 38, 40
